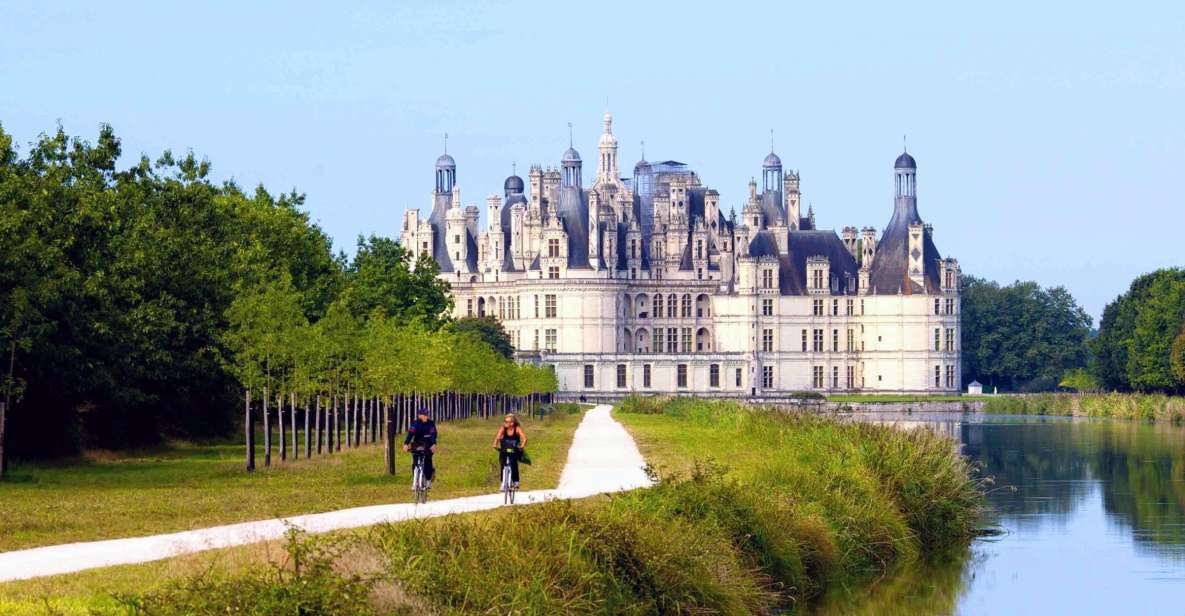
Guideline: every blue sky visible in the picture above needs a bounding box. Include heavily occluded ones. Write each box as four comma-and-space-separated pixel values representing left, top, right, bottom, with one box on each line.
2, 1, 1182, 320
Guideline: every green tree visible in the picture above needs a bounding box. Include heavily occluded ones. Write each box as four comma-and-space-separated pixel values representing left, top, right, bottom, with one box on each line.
1091, 269, 1185, 392
960, 276, 1092, 391
345, 236, 452, 330
449, 316, 514, 360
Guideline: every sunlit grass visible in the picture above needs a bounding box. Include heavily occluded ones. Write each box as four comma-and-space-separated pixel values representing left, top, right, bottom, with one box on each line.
0, 410, 582, 552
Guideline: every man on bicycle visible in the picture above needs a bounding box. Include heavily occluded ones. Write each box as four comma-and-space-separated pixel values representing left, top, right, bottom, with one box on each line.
403, 407, 437, 488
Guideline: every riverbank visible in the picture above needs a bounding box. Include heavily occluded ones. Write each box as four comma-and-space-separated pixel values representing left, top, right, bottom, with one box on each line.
982, 392, 1185, 422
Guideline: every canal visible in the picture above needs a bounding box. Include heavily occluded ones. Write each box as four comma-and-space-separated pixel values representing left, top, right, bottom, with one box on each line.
816, 412, 1185, 615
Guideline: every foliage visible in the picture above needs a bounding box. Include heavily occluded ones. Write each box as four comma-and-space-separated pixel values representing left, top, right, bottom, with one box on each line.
448, 315, 514, 359
116, 529, 375, 616
1090, 269, 1185, 392
344, 235, 451, 331
959, 276, 1092, 392
982, 392, 1185, 422
1058, 368, 1101, 392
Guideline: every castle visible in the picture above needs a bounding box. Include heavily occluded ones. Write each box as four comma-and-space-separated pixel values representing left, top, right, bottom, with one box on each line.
401, 114, 961, 395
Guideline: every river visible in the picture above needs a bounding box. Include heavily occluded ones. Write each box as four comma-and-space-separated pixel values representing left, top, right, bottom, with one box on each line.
815, 412, 1185, 616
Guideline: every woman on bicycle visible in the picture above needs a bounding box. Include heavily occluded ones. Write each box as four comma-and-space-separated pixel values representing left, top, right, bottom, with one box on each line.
492, 413, 527, 488
403, 408, 437, 487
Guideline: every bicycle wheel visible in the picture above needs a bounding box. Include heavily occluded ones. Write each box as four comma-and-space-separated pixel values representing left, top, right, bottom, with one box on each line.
502, 465, 511, 504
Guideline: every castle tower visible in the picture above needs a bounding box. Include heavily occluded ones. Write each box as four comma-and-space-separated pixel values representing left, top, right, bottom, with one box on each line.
561, 126, 582, 188
596, 112, 619, 185
762, 149, 782, 194
784, 170, 800, 229
435, 152, 456, 195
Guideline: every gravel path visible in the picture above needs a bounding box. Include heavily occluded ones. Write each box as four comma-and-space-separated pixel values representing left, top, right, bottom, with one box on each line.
0, 404, 649, 583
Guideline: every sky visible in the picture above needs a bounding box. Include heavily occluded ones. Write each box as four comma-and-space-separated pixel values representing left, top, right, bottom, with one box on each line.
2, 1, 1182, 321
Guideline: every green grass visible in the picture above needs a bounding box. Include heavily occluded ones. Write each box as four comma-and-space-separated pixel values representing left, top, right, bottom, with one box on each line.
3, 399, 982, 615
982, 392, 1185, 422
0, 410, 582, 552
825, 393, 990, 403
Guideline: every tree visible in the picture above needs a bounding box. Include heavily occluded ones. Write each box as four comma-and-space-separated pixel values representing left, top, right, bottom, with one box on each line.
1171, 323, 1185, 387
1090, 269, 1185, 392
345, 236, 452, 330
960, 276, 1092, 391
449, 316, 514, 360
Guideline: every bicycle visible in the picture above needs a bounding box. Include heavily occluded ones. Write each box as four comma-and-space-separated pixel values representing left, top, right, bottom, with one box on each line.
411, 448, 430, 504
500, 447, 519, 504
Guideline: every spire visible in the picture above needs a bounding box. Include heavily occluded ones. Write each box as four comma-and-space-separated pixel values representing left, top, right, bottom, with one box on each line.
444, 132, 448, 155
770, 128, 774, 153
603, 110, 613, 135
640, 140, 645, 160
568, 122, 573, 148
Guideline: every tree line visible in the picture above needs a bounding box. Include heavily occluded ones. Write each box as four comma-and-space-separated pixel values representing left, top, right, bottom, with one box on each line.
0, 122, 551, 476
959, 270, 1185, 394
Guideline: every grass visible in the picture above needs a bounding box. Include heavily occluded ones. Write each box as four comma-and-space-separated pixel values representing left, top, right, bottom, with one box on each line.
825, 394, 990, 403
13, 396, 982, 615
0, 410, 583, 552
982, 392, 1185, 422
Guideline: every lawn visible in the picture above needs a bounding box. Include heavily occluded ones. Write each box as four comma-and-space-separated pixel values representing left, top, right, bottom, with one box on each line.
0, 409, 583, 552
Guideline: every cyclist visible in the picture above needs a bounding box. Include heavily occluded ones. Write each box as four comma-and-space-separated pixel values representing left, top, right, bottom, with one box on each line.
492, 413, 527, 488
403, 407, 437, 488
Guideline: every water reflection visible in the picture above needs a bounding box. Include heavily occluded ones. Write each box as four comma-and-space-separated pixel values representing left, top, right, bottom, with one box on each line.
815, 412, 1185, 615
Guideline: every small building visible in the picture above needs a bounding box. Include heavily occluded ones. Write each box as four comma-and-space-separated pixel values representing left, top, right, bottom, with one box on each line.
967, 380, 983, 395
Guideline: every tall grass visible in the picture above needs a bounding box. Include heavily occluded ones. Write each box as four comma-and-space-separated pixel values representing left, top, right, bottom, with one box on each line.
982, 393, 1185, 422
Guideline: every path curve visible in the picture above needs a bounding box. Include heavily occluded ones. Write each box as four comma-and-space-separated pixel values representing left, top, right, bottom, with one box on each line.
0, 405, 649, 583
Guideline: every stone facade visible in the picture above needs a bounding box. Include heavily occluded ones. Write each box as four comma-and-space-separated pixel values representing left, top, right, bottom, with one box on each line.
401, 114, 961, 395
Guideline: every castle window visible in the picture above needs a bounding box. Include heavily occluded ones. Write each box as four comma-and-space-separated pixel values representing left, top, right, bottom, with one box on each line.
534, 295, 539, 318
454, 234, 460, 244
710, 364, 720, 388
832, 299, 839, 316
668, 294, 677, 318
681, 294, 692, 318
545, 329, 557, 351
654, 295, 663, 319
668, 328, 678, 352
696, 240, 703, 259
545, 295, 557, 318
801, 329, 807, 352
548, 238, 560, 258
736, 368, 743, 387
681, 327, 692, 352
934, 328, 941, 351
421, 241, 428, 254
762, 269, 774, 289
812, 269, 824, 290
812, 300, 824, 316
761, 299, 773, 316
548, 266, 559, 279
945, 328, 955, 352
630, 239, 638, 259
763, 365, 775, 389
935, 365, 941, 388
945, 298, 955, 315
832, 329, 839, 352
467, 299, 473, 317
616, 364, 627, 389
654, 328, 664, 353
833, 366, 840, 389
677, 364, 688, 388
812, 366, 824, 389
860, 300, 865, 316
533, 329, 539, 350
846, 365, 855, 389
847, 329, 854, 352
945, 365, 955, 389
762, 329, 774, 353
584, 365, 595, 389
813, 329, 823, 352
846, 299, 854, 316
934, 298, 941, 315
643, 364, 652, 388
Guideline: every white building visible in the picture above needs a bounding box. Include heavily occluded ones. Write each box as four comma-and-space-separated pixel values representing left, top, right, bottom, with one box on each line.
401, 114, 960, 396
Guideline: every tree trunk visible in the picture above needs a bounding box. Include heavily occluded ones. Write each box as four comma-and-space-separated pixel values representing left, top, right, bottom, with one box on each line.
2, 341, 14, 477
315, 396, 322, 455
278, 390, 286, 462
245, 390, 255, 472
264, 385, 271, 467
385, 401, 395, 475
303, 397, 310, 459
290, 392, 297, 461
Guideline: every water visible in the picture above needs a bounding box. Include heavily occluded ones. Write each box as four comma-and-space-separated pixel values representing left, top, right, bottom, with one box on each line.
818, 412, 1185, 616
